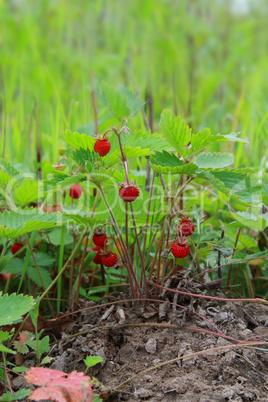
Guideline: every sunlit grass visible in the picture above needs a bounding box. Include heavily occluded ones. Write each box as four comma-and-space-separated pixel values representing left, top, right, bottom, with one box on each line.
0, 0, 268, 170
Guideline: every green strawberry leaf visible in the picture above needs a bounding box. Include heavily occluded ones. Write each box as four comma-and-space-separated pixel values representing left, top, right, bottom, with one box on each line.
122, 129, 170, 152
49, 229, 74, 245
0, 344, 16, 355
107, 146, 150, 166
62, 130, 95, 150
159, 109, 191, 157
0, 209, 68, 240
62, 207, 109, 227
96, 81, 144, 120
0, 256, 11, 272
0, 170, 12, 189
151, 150, 183, 168
27, 336, 50, 357
71, 148, 97, 171
84, 355, 103, 368
151, 151, 198, 175
27, 266, 52, 288
14, 331, 34, 354
1, 258, 24, 276
0, 292, 35, 326
0, 389, 32, 401
0, 158, 20, 177
230, 211, 268, 231
29, 253, 55, 267
189, 129, 247, 156
12, 178, 39, 206
197, 169, 263, 205
228, 251, 268, 264
40, 356, 53, 365
195, 152, 234, 169
0, 331, 10, 343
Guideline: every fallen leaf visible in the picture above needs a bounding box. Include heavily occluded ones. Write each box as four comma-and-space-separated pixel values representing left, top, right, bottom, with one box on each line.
25, 367, 93, 402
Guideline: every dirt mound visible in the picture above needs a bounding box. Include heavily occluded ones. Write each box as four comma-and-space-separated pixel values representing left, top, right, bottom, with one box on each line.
29, 295, 268, 401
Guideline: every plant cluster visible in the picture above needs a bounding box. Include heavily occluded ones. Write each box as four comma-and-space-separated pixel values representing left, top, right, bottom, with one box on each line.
0, 83, 267, 400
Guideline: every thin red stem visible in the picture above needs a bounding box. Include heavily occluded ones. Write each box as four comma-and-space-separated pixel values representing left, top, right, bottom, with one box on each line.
149, 281, 268, 305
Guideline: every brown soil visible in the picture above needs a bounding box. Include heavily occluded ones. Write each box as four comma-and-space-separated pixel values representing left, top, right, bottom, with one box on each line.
14, 292, 268, 401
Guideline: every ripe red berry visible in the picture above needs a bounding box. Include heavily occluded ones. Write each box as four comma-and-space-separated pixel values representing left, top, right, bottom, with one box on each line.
93, 233, 107, 247
94, 139, 111, 157
178, 218, 195, 237
119, 185, 139, 202
11, 244, 23, 255
93, 246, 103, 264
101, 252, 118, 267
171, 240, 190, 258
69, 184, 83, 199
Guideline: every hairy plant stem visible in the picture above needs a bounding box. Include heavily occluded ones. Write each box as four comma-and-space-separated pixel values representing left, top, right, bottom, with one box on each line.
149, 280, 268, 305
160, 215, 173, 285
110, 233, 124, 260
90, 190, 99, 218
188, 234, 202, 276
4, 276, 11, 295
125, 202, 129, 251
2, 352, 13, 394
154, 219, 168, 300
115, 130, 145, 297
116, 133, 130, 183
142, 171, 156, 260
97, 184, 143, 299
100, 262, 106, 286
74, 234, 89, 310
1, 241, 9, 258
129, 203, 149, 296
148, 176, 193, 280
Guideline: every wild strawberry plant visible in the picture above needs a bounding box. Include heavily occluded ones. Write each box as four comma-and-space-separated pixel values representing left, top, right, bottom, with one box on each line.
0, 82, 268, 399
0, 83, 267, 305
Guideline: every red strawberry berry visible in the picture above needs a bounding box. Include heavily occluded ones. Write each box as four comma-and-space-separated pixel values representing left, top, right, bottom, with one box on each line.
69, 184, 83, 199
93, 246, 103, 264
94, 139, 111, 157
101, 252, 117, 267
171, 240, 190, 258
119, 185, 139, 202
93, 233, 107, 247
11, 243, 23, 255
178, 218, 195, 237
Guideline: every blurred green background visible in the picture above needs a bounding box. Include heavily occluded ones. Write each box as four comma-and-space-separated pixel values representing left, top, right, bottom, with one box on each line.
1, 0, 268, 170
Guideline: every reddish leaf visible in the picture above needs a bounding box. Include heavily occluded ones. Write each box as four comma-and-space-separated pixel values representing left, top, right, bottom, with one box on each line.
28, 387, 66, 402
25, 367, 66, 386
25, 368, 93, 402
14, 331, 34, 354
19, 330, 34, 343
